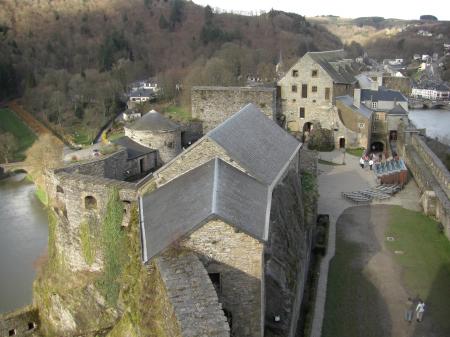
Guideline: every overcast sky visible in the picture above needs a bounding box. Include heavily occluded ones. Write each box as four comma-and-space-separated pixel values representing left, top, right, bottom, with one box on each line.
191, 0, 449, 21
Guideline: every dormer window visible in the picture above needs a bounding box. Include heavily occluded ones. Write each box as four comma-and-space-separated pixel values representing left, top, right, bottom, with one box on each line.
292, 70, 299, 77
372, 102, 378, 109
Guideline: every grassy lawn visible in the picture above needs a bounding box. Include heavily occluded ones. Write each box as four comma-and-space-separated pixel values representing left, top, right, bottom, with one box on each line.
386, 206, 450, 333
107, 130, 125, 142
322, 233, 389, 337
0, 108, 37, 161
163, 105, 192, 122
70, 126, 95, 146
346, 147, 365, 157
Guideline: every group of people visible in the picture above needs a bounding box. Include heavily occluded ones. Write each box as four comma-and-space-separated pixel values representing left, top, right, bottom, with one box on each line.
359, 152, 383, 170
405, 298, 426, 323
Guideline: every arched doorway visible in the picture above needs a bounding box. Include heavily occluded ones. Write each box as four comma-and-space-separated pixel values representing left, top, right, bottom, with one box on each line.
370, 141, 384, 153
303, 122, 313, 133
339, 137, 346, 149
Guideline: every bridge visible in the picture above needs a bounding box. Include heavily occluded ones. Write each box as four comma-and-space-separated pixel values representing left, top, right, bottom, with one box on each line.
408, 98, 450, 109
0, 161, 31, 174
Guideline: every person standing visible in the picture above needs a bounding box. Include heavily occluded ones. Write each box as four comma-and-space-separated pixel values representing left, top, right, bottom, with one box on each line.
369, 159, 374, 170
405, 298, 414, 323
359, 157, 365, 169
416, 300, 425, 322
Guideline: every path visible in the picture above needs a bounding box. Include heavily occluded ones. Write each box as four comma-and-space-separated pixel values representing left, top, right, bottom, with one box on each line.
310, 150, 421, 337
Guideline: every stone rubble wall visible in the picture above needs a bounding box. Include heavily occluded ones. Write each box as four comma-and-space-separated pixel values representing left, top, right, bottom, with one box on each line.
156, 251, 230, 337
191, 86, 277, 133
181, 220, 263, 337
399, 130, 450, 239
0, 306, 40, 337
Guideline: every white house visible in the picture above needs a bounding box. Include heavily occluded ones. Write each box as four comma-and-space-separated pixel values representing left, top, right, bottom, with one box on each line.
411, 83, 450, 100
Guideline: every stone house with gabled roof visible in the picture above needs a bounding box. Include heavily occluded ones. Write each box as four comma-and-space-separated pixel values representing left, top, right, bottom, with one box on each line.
139, 104, 315, 337
278, 50, 359, 133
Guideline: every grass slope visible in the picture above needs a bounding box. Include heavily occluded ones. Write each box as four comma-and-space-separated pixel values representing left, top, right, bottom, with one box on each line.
0, 108, 36, 161
386, 206, 450, 333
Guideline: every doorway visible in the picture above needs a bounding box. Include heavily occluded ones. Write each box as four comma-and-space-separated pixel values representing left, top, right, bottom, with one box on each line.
339, 138, 346, 149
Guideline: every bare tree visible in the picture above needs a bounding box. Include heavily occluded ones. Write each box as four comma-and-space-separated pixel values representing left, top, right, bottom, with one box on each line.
0, 132, 19, 163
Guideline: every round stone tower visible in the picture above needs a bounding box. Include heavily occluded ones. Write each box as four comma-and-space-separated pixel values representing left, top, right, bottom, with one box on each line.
124, 110, 181, 164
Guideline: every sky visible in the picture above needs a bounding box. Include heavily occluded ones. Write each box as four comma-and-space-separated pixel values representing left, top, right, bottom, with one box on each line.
191, 0, 449, 21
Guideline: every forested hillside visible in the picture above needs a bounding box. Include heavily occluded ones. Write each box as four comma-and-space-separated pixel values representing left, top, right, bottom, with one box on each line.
0, 0, 342, 140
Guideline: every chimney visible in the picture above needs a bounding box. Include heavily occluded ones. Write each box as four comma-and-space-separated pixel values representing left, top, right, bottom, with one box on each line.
370, 79, 379, 91
354, 88, 361, 108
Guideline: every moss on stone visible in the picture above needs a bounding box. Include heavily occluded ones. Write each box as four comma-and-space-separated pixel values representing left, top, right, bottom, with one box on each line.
80, 220, 95, 266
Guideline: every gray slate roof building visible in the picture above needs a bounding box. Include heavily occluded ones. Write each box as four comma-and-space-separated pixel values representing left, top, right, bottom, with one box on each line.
113, 136, 156, 160
128, 110, 180, 132
336, 95, 373, 118
140, 158, 270, 262
128, 88, 154, 98
361, 87, 407, 102
207, 103, 301, 187
388, 104, 408, 115
307, 50, 358, 84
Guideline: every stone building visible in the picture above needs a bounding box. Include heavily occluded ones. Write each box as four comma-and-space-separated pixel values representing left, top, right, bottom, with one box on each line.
140, 104, 314, 337
9, 104, 316, 337
277, 49, 359, 133
124, 109, 181, 165
191, 86, 277, 133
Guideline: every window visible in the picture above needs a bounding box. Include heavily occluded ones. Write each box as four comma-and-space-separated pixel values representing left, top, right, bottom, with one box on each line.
301, 84, 308, 98
312, 70, 318, 77
325, 87, 330, 100
372, 101, 378, 109
312, 86, 317, 93
292, 70, 299, 77
8, 329, 16, 336
28, 322, 36, 331
291, 85, 297, 92
292, 99, 296, 103
166, 141, 174, 149
358, 122, 365, 128
299, 107, 305, 119
84, 196, 97, 210
56, 185, 64, 193
208, 273, 221, 295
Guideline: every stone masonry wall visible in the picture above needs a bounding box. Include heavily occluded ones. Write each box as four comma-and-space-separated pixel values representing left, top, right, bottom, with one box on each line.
152, 138, 247, 188
0, 306, 39, 337
156, 251, 230, 337
191, 86, 277, 133
46, 171, 136, 272
264, 168, 312, 337
278, 55, 335, 132
335, 101, 370, 149
182, 220, 263, 337
125, 128, 182, 165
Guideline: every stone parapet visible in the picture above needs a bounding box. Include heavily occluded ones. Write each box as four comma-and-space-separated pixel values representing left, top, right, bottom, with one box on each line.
0, 306, 39, 337
156, 251, 230, 337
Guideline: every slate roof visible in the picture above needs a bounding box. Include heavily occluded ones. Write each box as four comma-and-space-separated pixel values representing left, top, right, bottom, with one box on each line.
128, 110, 180, 132
306, 50, 358, 84
129, 88, 154, 98
361, 87, 407, 102
140, 158, 270, 262
388, 104, 408, 115
336, 95, 373, 118
207, 103, 301, 187
113, 136, 155, 160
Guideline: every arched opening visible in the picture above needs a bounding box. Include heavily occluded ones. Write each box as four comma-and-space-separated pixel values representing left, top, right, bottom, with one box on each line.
339, 138, 346, 149
56, 185, 64, 193
84, 196, 97, 210
303, 122, 313, 133
370, 141, 384, 153
8, 329, 16, 336
28, 322, 36, 330
389, 130, 397, 141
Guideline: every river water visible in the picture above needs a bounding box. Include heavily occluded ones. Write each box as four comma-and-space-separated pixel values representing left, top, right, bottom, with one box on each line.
408, 109, 450, 145
0, 174, 48, 314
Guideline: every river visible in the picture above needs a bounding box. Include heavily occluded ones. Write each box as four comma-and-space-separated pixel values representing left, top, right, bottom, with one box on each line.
409, 109, 450, 145
0, 174, 48, 314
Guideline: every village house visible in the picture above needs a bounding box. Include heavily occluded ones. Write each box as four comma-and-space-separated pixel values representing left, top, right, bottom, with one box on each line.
277, 49, 360, 133
411, 82, 450, 100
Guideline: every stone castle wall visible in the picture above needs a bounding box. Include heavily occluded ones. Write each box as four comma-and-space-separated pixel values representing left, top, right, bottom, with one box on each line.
0, 306, 39, 337
156, 251, 230, 337
181, 220, 263, 337
398, 129, 450, 238
335, 102, 371, 149
125, 128, 182, 165
191, 86, 277, 133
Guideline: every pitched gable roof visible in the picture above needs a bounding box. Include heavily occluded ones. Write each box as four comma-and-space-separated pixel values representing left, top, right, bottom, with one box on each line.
140, 158, 270, 262
361, 87, 407, 102
388, 104, 408, 115
306, 50, 358, 84
207, 103, 301, 187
